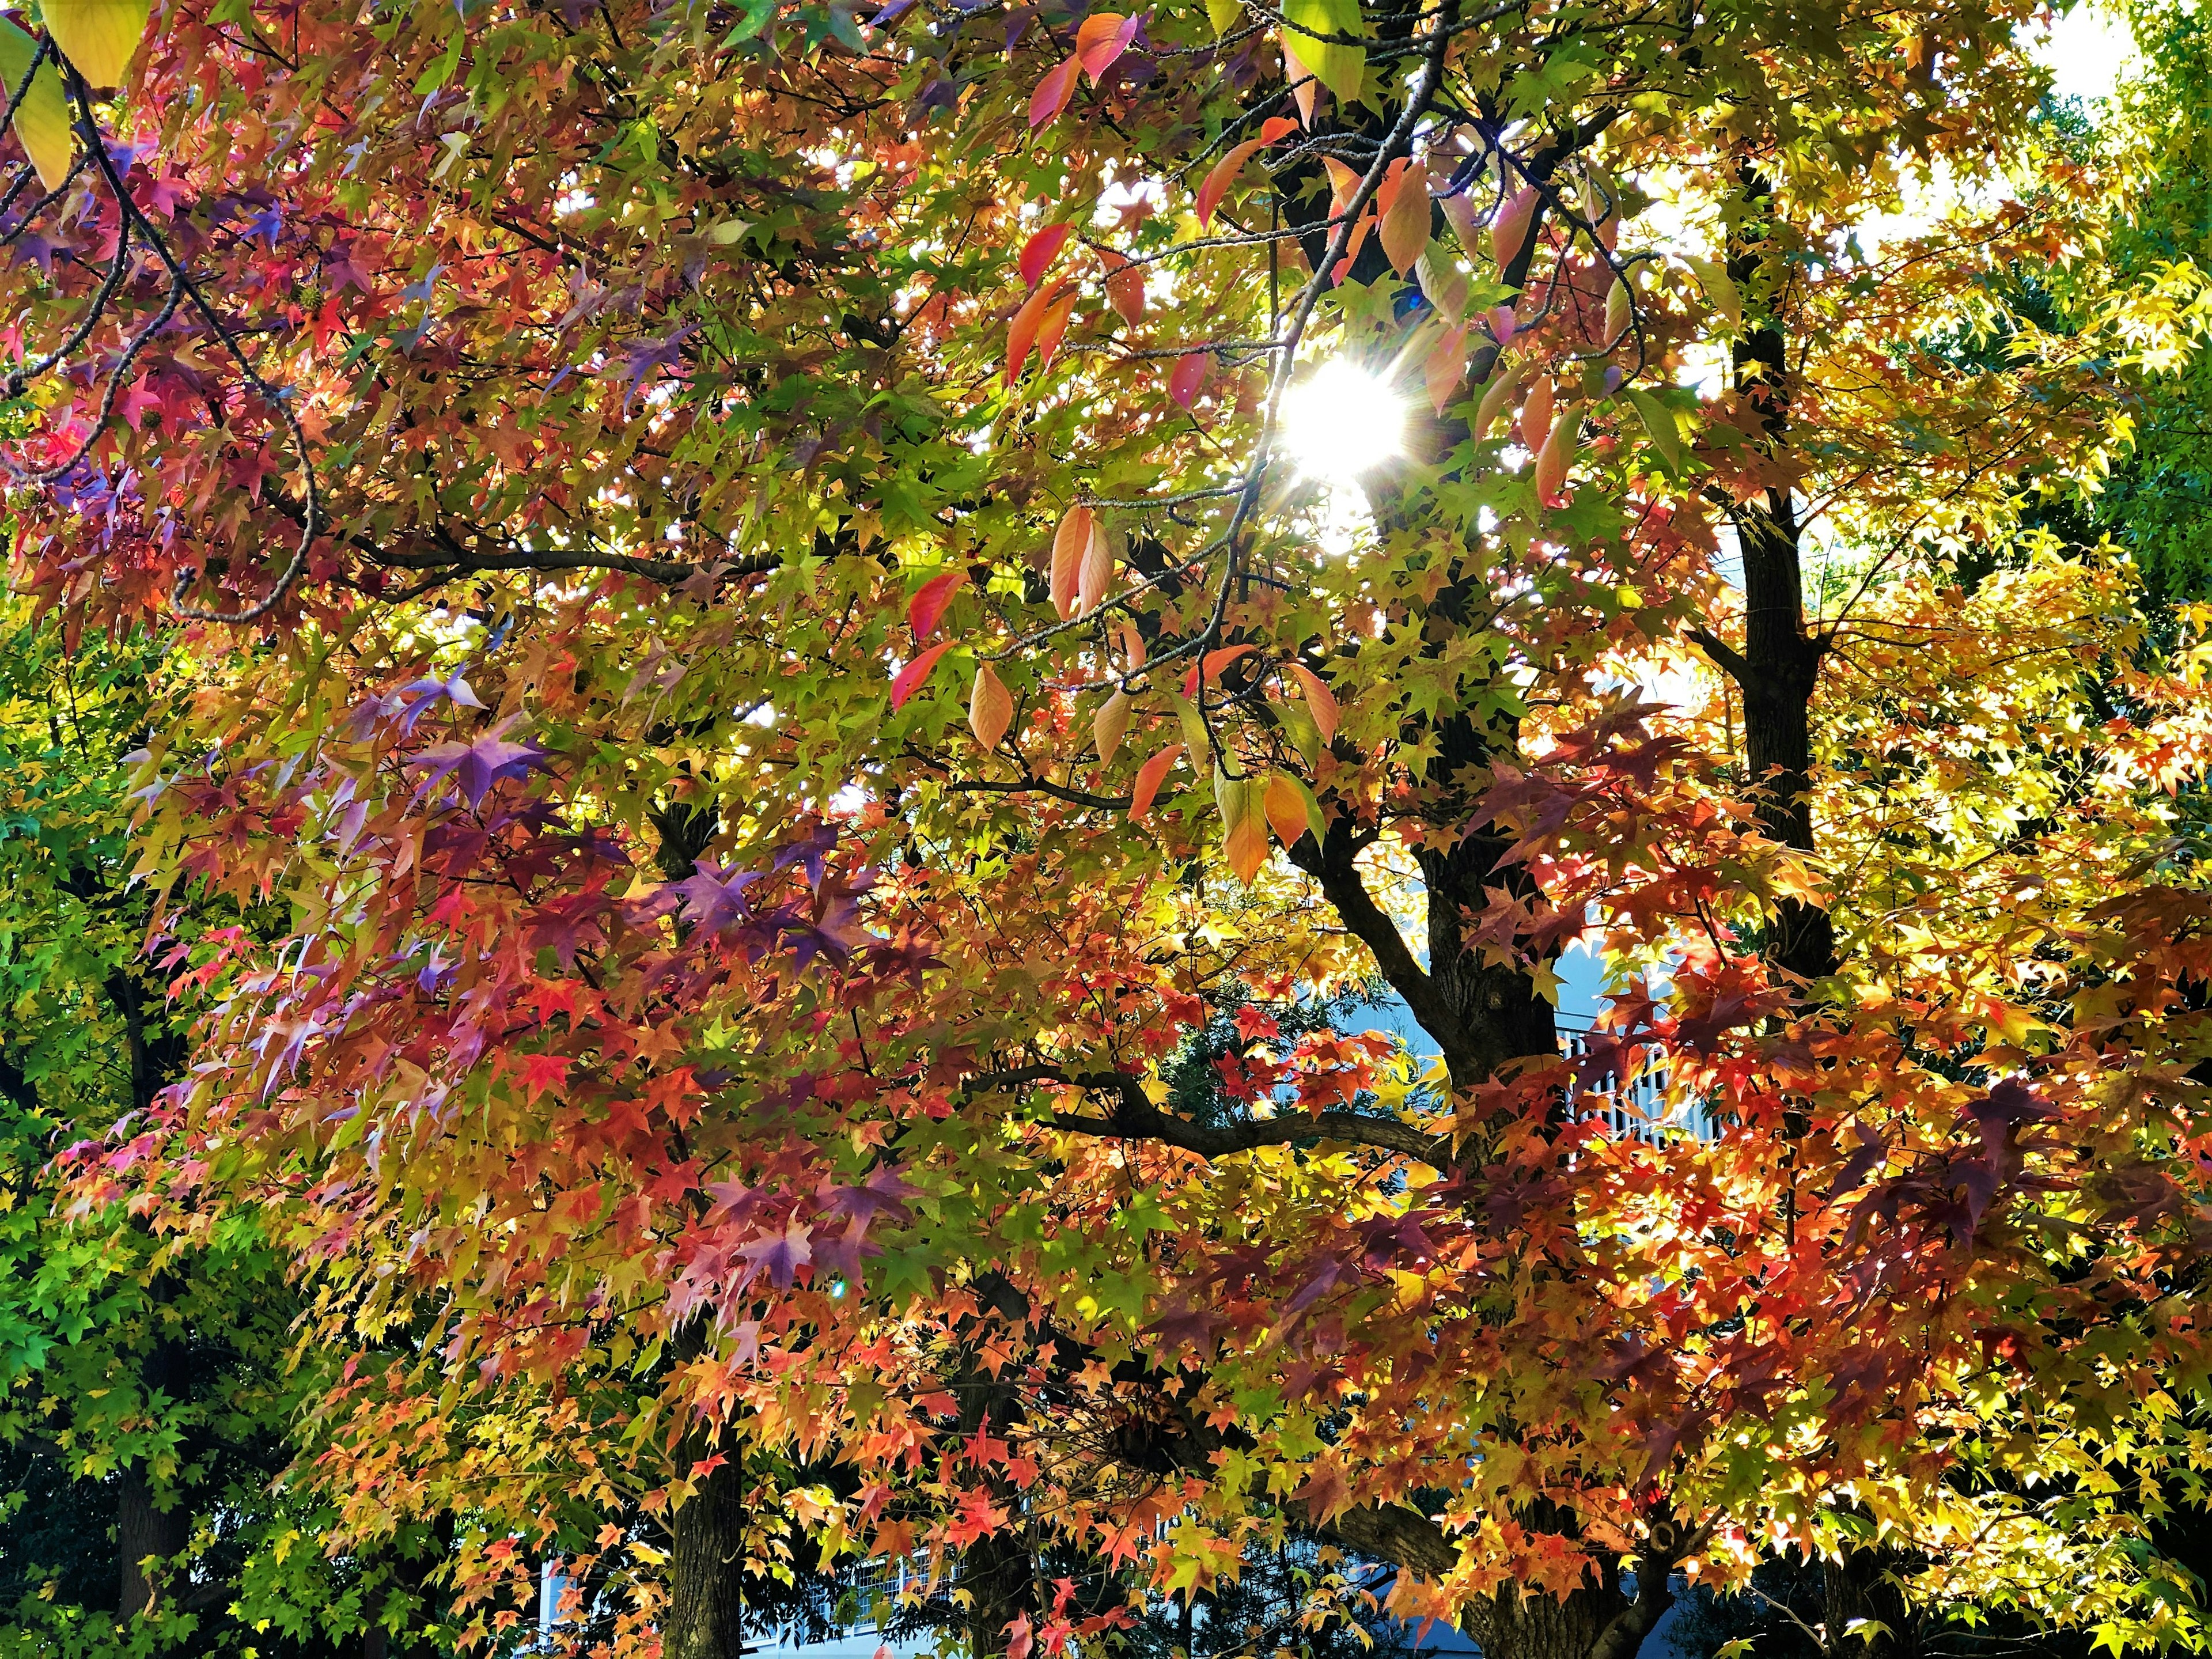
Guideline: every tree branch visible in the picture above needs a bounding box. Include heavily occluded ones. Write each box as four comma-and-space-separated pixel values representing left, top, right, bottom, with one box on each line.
1286, 827, 1485, 1089
971, 1066, 1455, 1167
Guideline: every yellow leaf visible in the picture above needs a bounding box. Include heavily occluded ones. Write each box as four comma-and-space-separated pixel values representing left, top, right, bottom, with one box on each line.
39, 0, 147, 88
1682, 253, 1742, 329
1604, 275, 1631, 344
1094, 687, 1131, 764
0, 20, 69, 192
1280, 0, 1363, 108
1217, 770, 1267, 882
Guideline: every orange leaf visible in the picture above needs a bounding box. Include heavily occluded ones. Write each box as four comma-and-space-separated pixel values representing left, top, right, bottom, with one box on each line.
1519, 374, 1555, 454
1130, 742, 1184, 821
1370, 154, 1410, 217
970, 662, 1014, 750
1029, 54, 1079, 128
1535, 403, 1578, 507
1287, 663, 1338, 741
1077, 516, 1114, 615
889, 641, 953, 710
1051, 504, 1093, 620
908, 571, 965, 639
1379, 157, 1429, 276
1005, 279, 1067, 384
1322, 157, 1361, 220
1101, 248, 1145, 327
1074, 11, 1138, 82
1196, 137, 1268, 230
1115, 619, 1147, 672
1219, 772, 1267, 882
1263, 773, 1304, 848
1258, 115, 1298, 142
1180, 643, 1254, 697
1033, 289, 1080, 371
1424, 320, 1469, 415
1019, 222, 1072, 289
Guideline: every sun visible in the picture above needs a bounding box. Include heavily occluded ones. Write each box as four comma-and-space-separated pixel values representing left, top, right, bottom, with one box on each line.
1279, 358, 1408, 484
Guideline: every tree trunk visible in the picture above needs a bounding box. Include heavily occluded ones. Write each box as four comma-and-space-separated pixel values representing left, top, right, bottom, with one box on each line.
665, 1452, 751, 1659
1706, 169, 1836, 988
117, 1459, 189, 1618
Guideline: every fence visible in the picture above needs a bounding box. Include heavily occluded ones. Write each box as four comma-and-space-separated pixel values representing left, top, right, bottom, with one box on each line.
1559, 1022, 1717, 1143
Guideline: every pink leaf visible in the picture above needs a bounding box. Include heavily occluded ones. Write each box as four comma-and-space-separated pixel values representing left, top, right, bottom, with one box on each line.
889, 641, 954, 710
1169, 350, 1210, 410
1029, 54, 1080, 128
908, 571, 965, 639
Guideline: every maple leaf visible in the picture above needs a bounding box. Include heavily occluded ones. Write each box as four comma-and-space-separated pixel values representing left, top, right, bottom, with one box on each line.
740, 1219, 813, 1289
668, 862, 764, 935
821, 1165, 922, 1228
403, 721, 555, 809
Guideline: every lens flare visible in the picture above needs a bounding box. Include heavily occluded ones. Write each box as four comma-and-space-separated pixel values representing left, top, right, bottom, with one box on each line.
1280, 358, 1407, 483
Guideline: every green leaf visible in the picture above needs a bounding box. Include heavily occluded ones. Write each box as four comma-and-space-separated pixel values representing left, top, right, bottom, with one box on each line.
1625, 388, 1680, 470
0, 21, 69, 194
1279, 0, 1365, 106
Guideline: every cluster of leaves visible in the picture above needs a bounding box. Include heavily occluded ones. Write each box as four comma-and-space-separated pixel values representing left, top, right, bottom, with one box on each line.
3, 0, 2212, 1653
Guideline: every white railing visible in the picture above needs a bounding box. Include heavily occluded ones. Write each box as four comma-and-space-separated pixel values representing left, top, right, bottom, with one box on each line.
1560, 1024, 1716, 1143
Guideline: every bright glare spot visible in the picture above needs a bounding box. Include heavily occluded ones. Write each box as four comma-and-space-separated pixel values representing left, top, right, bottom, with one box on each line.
1281, 359, 1406, 483
2031, 3, 2136, 105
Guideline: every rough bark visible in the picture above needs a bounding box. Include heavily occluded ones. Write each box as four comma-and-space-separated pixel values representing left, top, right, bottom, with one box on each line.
1690, 168, 1836, 987
665, 1452, 752, 1659
106, 927, 195, 1621
116, 1459, 190, 1619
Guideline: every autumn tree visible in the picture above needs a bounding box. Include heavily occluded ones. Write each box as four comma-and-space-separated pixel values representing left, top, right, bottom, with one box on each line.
6, 0, 2212, 1654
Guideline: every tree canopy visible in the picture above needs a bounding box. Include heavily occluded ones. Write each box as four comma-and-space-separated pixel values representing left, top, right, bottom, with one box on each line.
4, 0, 2212, 1654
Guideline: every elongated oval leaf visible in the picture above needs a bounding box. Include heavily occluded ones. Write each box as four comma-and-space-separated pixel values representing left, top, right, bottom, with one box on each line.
1264, 772, 1313, 850
1051, 503, 1091, 620
1077, 517, 1113, 615
889, 641, 954, 711
1491, 185, 1537, 273
1287, 663, 1338, 741
1380, 157, 1429, 278
908, 570, 965, 639
1195, 137, 1267, 231
41, 0, 145, 88
1519, 375, 1555, 455
969, 662, 1013, 750
1130, 741, 1183, 821
1682, 253, 1742, 328
1018, 222, 1071, 289
1094, 688, 1131, 764
1028, 54, 1079, 128
1535, 403, 1578, 506
1218, 771, 1267, 882
0, 20, 68, 191
1624, 388, 1680, 471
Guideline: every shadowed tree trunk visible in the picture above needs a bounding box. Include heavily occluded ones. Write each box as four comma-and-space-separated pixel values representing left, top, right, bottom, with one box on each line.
666, 1452, 752, 1659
